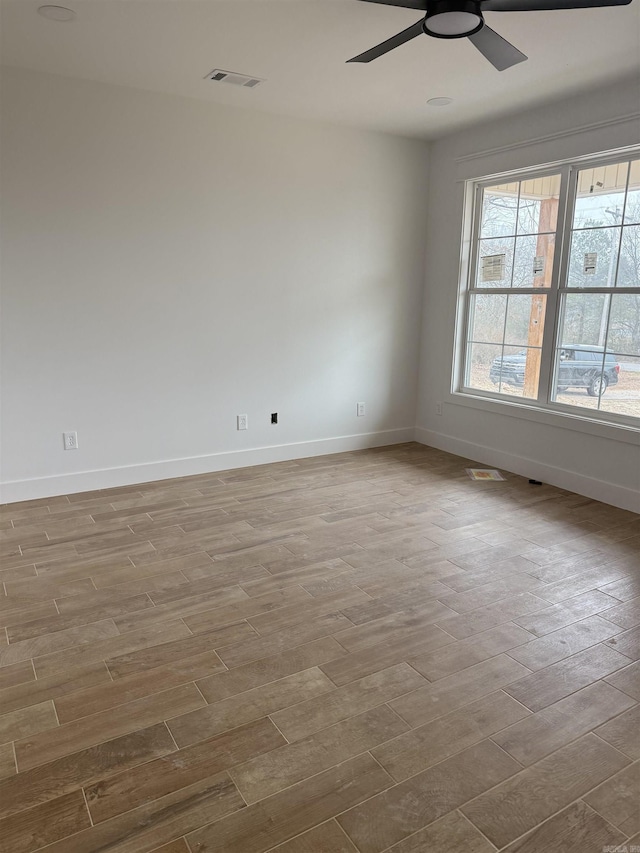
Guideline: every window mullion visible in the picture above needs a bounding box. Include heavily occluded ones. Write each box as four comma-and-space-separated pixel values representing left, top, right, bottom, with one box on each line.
597, 254, 623, 410
459, 184, 486, 389
539, 164, 575, 404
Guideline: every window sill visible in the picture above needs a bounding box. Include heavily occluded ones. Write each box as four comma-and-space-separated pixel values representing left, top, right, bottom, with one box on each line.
449, 390, 640, 447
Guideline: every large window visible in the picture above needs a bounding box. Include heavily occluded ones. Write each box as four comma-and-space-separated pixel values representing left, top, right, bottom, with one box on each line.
460, 152, 640, 427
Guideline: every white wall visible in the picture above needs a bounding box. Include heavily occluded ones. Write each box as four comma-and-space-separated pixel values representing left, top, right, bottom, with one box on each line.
3, 69, 638, 510
416, 76, 640, 513
0, 68, 429, 501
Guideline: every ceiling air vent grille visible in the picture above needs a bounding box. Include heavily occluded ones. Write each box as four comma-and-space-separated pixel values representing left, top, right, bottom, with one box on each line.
205, 69, 264, 88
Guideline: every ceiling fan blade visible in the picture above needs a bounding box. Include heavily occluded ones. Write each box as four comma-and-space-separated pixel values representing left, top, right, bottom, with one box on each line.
357, 0, 428, 10
468, 25, 528, 70
483, 0, 631, 10
347, 20, 425, 62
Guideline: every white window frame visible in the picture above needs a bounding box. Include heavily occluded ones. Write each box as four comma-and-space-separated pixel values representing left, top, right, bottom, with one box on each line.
455, 148, 640, 433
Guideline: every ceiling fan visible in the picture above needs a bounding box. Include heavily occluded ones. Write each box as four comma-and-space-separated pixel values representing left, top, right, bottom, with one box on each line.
348, 0, 633, 71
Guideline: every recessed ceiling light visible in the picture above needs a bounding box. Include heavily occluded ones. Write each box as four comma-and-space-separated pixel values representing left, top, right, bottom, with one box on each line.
37, 5, 76, 22
427, 97, 454, 107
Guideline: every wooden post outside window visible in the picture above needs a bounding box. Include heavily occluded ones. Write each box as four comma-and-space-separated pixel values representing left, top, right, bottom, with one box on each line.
523, 197, 558, 398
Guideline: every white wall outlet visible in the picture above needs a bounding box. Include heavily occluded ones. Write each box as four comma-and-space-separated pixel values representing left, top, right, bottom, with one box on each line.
435, 402, 443, 416
63, 431, 79, 450
237, 414, 248, 431
356, 402, 366, 417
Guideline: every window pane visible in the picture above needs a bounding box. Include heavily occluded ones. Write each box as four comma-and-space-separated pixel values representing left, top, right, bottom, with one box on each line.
552, 347, 606, 410
476, 238, 514, 287
466, 342, 503, 392
607, 294, 640, 356
617, 225, 640, 288
466, 342, 540, 399
623, 160, 640, 225
504, 293, 547, 349
493, 345, 541, 399
567, 227, 620, 288
466, 293, 546, 399
512, 234, 555, 288
554, 293, 610, 409
480, 184, 518, 238
468, 293, 507, 344
559, 292, 609, 347
599, 355, 640, 419
574, 163, 628, 229
517, 175, 561, 235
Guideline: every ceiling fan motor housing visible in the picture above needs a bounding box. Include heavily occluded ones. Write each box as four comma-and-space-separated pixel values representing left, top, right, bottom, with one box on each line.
423, 0, 485, 38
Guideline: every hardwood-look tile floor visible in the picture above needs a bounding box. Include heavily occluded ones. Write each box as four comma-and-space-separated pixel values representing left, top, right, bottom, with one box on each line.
0, 442, 638, 853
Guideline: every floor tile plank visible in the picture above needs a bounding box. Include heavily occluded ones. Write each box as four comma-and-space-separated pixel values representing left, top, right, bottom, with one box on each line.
55, 652, 225, 723
39, 772, 245, 853
230, 705, 408, 803
0, 723, 175, 819
0, 743, 15, 781
179, 586, 311, 634
219, 608, 353, 665
15, 683, 204, 771
491, 680, 635, 765
500, 801, 627, 853
513, 590, 622, 637
247, 589, 371, 637
390, 654, 530, 727
601, 597, 640, 629
409, 622, 534, 681
0, 700, 58, 745
373, 690, 530, 781
337, 740, 520, 853
147, 841, 190, 853
6, 594, 154, 643
506, 615, 622, 671
594, 703, 640, 758
383, 810, 495, 853
186, 753, 392, 853
503, 643, 630, 711
333, 600, 458, 654
460, 734, 630, 848
0, 789, 91, 853
319, 624, 453, 686
85, 717, 284, 823
271, 663, 426, 742
0, 660, 35, 692
169, 668, 334, 747
105, 624, 248, 679
536, 565, 633, 604
196, 636, 344, 703
33, 620, 193, 679
0, 662, 110, 716
0, 619, 119, 668
584, 762, 640, 836
605, 658, 640, 699
605, 625, 640, 660
437, 573, 544, 614
270, 821, 359, 852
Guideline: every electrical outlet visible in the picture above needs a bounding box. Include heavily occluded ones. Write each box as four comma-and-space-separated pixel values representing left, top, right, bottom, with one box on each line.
63, 431, 78, 450
237, 414, 248, 431
435, 402, 443, 416
356, 402, 366, 417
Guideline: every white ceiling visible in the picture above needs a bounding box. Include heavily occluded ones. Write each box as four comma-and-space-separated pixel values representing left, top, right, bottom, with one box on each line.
1, 0, 639, 139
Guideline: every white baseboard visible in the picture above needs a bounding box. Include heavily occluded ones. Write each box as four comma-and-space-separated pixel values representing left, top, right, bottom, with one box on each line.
5, 426, 637, 513
1, 428, 415, 504
415, 427, 640, 514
